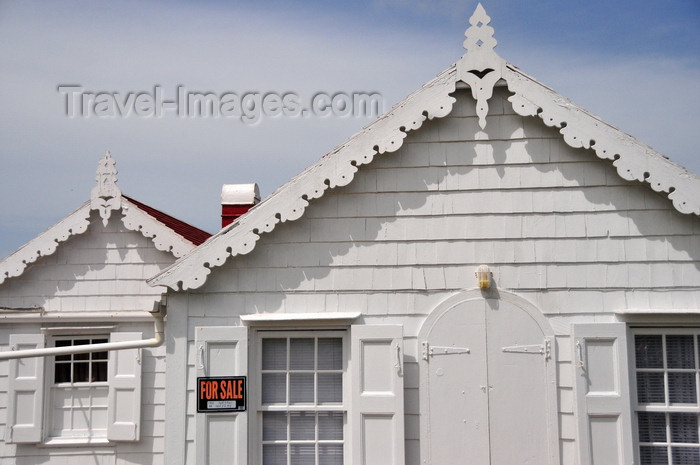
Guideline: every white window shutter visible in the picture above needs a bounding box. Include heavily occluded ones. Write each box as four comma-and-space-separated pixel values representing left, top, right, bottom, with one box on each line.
6, 334, 45, 444
107, 332, 142, 441
195, 326, 248, 465
573, 323, 634, 465
351, 324, 405, 465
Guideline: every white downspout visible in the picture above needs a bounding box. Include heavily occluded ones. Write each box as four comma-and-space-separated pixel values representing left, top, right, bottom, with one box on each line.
0, 309, 165, 361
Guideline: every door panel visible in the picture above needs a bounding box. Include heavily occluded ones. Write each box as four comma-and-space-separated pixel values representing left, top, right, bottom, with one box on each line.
426, 300, 489, 465
484, 299, 549, 465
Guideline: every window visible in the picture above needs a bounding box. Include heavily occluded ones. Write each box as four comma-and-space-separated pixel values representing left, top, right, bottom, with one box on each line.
258, 332, 346, 465
48, 336, 109, 441
634, 330, 700, 464
6, 330, 143, 445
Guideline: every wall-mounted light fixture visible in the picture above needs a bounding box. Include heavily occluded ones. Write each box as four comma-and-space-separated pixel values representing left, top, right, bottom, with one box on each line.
475, 264, 492, 289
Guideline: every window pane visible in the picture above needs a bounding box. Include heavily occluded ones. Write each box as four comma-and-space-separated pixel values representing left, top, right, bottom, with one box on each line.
74, 362, 90, 382
290, 373, 314, 404
263, 412, 287, 441
637, 372, 666, 403
636, 335, 664, 369
262, 373, 287, 404
290, 444, 315, 465
318, 338, 342, 370
93, 349, 108, 361
669, 372, 697, 404
290, 411, 315, 440
54, 363, 71, 383
667, 336, 695, 369
290, 338, 314, 370
671, 447, 700, 465
74, 339, 90, 361
638, 412, 667, 443
318, 373, 342, 404
263, 339, 287, 370
55, 339, 71, 362
92, 361, 107, 382
319, 444, 343, 465
670, 413, 699, 443
640, 446, 669, 465
318, 412, 343, 440
263, 444, 287, 465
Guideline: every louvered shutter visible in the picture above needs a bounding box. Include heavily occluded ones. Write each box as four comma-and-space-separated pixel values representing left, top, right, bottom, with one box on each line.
6, 334, 45, 444
107, 332, 142, 441
195, 326, 248, 465
351, 324, 405, 465
573, 323, 634, 465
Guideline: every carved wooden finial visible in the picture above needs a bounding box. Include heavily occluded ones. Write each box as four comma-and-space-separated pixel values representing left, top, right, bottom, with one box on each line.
90, 151, 122, 226
463, 3, 497, 57
457, 3, 505, 129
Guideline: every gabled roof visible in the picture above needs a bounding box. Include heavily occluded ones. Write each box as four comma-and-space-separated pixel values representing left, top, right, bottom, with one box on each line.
0, 152, 212, 285
150, 4, 700, 291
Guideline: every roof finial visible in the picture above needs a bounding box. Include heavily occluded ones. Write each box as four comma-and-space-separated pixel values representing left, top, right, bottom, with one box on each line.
90, 151, 122, 226
463, 3, 497, 58
457, 3, 505, 129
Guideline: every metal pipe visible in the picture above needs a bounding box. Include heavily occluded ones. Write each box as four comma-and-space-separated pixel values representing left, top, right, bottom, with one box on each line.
0, 310, 164, 361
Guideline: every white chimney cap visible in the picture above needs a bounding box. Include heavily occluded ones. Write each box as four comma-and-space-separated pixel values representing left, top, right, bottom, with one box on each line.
221, 183, 260, 205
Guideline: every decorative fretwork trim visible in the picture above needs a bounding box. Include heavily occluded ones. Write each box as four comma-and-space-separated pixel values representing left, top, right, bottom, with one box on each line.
0, 203, 91, 285
149, 68, 459, 290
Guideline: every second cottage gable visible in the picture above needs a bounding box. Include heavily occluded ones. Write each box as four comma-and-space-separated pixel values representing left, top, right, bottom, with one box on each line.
189, 84, 699, 313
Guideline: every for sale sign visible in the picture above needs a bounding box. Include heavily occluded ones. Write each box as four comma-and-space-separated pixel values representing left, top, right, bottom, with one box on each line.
197, 376, 247, 412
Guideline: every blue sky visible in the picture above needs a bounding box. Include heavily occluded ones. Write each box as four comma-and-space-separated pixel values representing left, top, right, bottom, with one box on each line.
0, 0, 698, 260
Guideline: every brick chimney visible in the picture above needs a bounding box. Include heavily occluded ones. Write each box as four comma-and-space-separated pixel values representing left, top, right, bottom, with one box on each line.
221, 183, 260, 228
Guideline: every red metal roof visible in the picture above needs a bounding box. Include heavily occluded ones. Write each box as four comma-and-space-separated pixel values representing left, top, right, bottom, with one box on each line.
123, 195, 212, 246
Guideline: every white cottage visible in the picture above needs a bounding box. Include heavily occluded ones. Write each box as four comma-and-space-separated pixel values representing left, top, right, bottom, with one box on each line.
0, 153, 211, 464
150, 5, 700, 465
0, 5, 698, 465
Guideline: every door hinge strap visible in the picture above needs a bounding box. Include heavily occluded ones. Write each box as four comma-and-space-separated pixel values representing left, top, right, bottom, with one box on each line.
422, 342, 470, 360
502, 340, 551, 360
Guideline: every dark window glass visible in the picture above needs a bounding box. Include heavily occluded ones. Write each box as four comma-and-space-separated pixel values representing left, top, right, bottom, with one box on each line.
636, 335, 664, 369
666, 336, 695, 369
638, 412, 667, 443
640, 446, 668, 465
637, 372, 666, 403
669, 372, 697, 404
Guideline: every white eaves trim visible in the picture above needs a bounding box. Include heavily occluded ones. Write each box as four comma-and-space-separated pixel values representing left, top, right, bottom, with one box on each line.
149, 66, 458, 291
0, 198, 199, 286
149, 4, 700, 292
120, 198, 198, 258
0, 202, 91, 286
504, 65, 700, 216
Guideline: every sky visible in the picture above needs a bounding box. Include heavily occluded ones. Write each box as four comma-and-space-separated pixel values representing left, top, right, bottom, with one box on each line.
0, 0, 698, 260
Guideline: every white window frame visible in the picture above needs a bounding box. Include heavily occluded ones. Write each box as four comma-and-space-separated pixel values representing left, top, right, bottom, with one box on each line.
251, 329, 349, 465
44, 333, 111, 445
41, 325, 115, 446
631, 327, 700, 464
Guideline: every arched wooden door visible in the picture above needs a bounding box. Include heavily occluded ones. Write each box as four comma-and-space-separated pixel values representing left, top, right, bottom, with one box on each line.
420, 295, 559, 465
